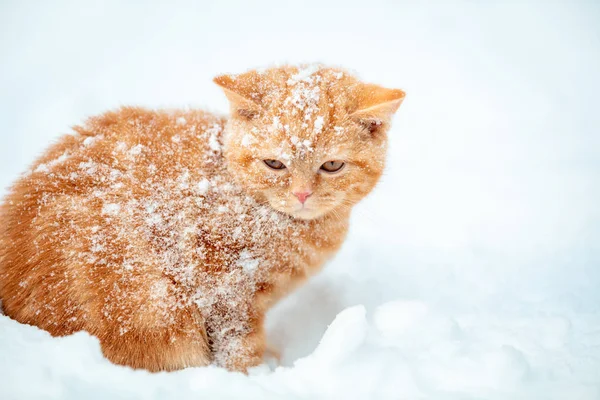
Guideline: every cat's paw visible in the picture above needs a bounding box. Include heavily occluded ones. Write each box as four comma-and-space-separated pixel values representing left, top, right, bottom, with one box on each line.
263, 343, 281, 368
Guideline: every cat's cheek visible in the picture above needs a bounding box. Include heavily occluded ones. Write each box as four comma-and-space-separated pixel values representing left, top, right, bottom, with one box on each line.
348, 179, 378, 202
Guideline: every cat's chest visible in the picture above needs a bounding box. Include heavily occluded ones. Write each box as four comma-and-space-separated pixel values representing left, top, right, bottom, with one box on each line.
160, 187, 321, 315
142, 172, 314, 286
192, 194, 312, 278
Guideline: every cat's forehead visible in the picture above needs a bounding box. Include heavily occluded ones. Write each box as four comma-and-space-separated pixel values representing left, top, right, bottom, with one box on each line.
219, 63, 404, 150
221, 63, 404, 162
245, 119, 352, 166
255, 66, 356, 148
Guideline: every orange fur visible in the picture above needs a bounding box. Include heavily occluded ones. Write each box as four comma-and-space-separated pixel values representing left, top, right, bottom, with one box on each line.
0, 65, 404, 372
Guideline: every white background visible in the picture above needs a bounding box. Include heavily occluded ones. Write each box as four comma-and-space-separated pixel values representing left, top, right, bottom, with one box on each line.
1, 1, 599, 399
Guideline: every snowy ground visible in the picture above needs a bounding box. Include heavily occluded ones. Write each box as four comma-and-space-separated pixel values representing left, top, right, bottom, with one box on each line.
1, 1, 600, 399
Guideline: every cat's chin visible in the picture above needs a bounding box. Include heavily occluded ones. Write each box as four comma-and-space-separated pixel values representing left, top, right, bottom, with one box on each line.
289, 207, 326, 221
267, 202, 329, 220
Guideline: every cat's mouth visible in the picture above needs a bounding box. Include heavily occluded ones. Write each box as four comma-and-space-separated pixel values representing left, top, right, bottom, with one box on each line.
262, 192, 341, 220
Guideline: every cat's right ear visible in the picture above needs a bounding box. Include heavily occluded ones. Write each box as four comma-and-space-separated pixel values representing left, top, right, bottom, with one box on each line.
214, 73, 264, 120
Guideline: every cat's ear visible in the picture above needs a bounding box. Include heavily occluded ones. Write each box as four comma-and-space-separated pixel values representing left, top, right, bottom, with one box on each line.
214, 72, 266, 120
350, 83, 405, 135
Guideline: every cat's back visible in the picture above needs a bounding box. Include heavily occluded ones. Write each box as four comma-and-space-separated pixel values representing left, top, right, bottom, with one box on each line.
72, 106, 227, 179
2, 106, 227, 206
0, 107, 228, 335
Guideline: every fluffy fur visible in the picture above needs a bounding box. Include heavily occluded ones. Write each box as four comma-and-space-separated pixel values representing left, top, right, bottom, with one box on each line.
0, 65, 404, 372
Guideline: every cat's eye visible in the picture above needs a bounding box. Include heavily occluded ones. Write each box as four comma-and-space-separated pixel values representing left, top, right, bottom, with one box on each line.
320, 160, 345, 173
263, 159, 286, 170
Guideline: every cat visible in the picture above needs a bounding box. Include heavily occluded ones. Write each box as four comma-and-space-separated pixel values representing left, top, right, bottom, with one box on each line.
0, 64, 404, 372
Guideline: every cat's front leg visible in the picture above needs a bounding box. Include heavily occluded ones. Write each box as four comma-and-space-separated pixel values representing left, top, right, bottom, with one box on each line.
210, 320, 266, 372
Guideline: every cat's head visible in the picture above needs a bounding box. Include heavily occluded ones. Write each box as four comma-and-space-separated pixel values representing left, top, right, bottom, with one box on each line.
215, 64, 404, 220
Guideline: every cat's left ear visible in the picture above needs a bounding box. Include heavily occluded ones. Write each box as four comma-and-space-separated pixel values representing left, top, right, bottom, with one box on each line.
214, 72, 267, 120
350, 83, 406, 134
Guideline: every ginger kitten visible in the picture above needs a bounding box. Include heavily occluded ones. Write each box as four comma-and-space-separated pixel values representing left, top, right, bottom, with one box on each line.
0, 65, 404, 372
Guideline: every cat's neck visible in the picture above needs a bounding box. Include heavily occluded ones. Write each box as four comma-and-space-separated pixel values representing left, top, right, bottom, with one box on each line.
303, 207, 351, 245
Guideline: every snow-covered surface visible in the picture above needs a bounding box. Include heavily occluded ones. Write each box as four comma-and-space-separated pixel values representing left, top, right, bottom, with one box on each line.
1, 1, 599, 399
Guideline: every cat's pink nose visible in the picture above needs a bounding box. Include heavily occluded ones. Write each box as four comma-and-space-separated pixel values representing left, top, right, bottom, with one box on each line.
293, 191, 312, 204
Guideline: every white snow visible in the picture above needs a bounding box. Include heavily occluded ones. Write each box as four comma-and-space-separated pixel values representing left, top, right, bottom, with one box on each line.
313, 115, 325, 134
196, 178, 211, 195
287, 63, 322, 85
101, 203, 121, 216
128, 144, 144, 157
237, 249, 260, 274
206, 124, 221, 152
83, 135, 102, 147
34, 163, 49, 173
78, 161, 98, 175
241, 133, 255, 147
1, 1, 600, 399
271, 116, 283, 132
